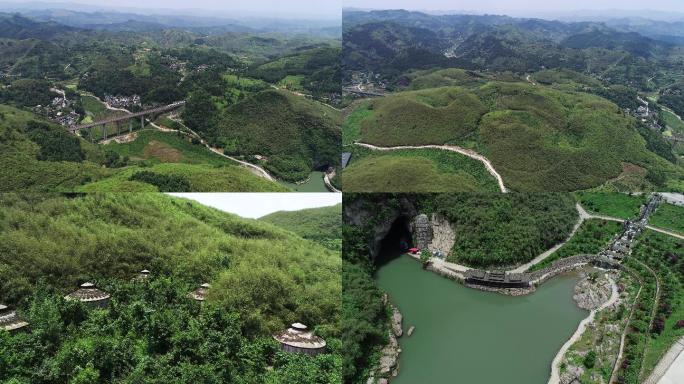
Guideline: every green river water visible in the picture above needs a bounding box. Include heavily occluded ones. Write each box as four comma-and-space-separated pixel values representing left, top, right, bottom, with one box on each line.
279, 171, 329, 192
375, 255, 588, 384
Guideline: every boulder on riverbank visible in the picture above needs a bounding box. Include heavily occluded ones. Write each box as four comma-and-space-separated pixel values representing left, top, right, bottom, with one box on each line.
391, 306, 403, 337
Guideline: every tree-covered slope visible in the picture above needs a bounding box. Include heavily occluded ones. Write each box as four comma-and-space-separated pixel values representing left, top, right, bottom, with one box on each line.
0, 104, 287, 192
209, 89, 342, 182
347, 83, 682, 191
0, 193, 341, 383
260, 203, 342, 250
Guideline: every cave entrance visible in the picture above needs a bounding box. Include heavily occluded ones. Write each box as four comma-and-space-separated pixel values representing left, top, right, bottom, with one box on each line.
376, 216, 413, 267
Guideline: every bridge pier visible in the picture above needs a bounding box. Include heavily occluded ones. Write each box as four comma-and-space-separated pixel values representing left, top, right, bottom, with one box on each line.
129, 119, 133, 133
102, 124, 107, 141
140, 115, 145, 129
88, 127, 93, 143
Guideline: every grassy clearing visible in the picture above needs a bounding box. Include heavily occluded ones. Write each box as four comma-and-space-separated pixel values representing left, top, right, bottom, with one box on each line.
649, 203, 684, 234
530, 219, 622, 271
342, 103, 372, 146
661, 109, 684, 134
106, 130, 234, 166
341, 147, 499, 192
277, 75, 305, 91
575, 192, 647, 219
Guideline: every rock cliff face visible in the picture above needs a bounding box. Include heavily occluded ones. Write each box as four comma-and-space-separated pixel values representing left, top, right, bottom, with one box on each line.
427, 214, 455, 256
344, 196, 458, 261
411, 214, 432, 250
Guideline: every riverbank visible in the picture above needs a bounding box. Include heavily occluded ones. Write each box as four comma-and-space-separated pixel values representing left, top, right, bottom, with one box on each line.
374, 255, 588, 383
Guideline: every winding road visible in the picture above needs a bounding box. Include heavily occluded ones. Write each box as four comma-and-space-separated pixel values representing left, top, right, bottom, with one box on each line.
354, 142, 508, 193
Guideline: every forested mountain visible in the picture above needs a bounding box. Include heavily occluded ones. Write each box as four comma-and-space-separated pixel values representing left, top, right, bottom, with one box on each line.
261, 203, 342, 250
0, 193, 341, 383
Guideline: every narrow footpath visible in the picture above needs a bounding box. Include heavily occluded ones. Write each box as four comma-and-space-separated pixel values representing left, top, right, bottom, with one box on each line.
548, 276, 619, 384
354, 142, 508, 193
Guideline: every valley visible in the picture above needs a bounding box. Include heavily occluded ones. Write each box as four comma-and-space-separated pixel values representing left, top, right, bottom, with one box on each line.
0, 11, 342, 192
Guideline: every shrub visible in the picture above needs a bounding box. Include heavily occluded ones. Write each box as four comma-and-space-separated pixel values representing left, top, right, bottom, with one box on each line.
129, 171, 191, 192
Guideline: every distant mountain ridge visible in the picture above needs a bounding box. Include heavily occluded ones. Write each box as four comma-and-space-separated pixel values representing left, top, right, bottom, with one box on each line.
343, 10, 683, 79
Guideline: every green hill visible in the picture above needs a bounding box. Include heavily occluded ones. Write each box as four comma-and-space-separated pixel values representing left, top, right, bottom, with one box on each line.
345, 83, 683, 192
0, 193, 340, 382
0, 104, 288, 192
260, 203, 342, 251
213, 89, 342, 182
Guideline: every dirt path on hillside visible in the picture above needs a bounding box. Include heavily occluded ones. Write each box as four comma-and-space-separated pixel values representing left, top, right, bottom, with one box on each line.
153, 119, 276, 182
354, 142, 508, 193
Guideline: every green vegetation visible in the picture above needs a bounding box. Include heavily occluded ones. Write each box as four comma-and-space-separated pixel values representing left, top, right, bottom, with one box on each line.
129, 171, 191, 192
660, 109, 684, 134
429, 194, 578, 267
341, 147, 500, 193
25, 121, 85, 163
0, 193, 341, 383
250, 46, 341, 98
190, 89, 341, 183
357, 87, 486, 147
617, 231, 684, 383
531, 220, 623, 271
342, 103, 372, 146
106, 130, 230, 166
649, 203, 684, 234
348, 82, 682, 191
576, 192, 646, 219
77, 163, 289, 192
0, 104, 288, 192
261, 204, 342, 251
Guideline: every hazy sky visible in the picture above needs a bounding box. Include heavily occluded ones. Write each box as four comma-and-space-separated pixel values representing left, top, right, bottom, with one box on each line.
168, 193, 341, 219
344, 0, 684, 14
6, 0, 341, 19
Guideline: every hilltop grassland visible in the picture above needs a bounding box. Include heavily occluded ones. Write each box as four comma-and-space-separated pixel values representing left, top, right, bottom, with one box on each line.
347, 81, 683, 192
0, 193, 341, 383
341, 146, 500, 192
0, 104, 288, 192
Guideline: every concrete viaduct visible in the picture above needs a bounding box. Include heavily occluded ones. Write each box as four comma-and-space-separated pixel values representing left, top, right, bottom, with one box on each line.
68, 101, 186, 141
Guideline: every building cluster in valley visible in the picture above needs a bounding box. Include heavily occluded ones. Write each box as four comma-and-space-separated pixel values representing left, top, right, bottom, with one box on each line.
32, 90, 81, 127
104, 94, 141, 109
343, 71, 388, 97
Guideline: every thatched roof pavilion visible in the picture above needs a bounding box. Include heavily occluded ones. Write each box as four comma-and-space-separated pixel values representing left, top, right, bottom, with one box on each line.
188, 283, 211, 302
273, 323, 327, 356
65, 282, 110, 308
0, 304, 29, 334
